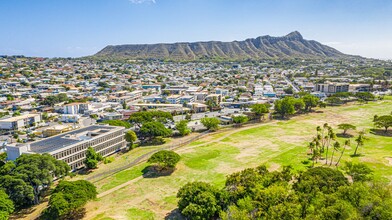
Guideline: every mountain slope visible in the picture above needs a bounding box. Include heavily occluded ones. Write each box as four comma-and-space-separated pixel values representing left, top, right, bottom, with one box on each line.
94, 31, 354, 60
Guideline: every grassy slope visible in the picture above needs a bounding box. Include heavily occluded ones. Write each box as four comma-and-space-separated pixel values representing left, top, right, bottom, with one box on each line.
84, 98, 392, 219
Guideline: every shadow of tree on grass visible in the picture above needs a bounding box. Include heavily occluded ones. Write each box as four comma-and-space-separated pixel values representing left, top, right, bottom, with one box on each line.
369, 129, 392, 137
164, 208, 184, 220
142, 165, 175, 178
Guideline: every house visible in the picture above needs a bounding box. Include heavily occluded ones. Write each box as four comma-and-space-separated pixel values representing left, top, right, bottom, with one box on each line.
186, 103, 207, 113
167, 95, 181, 104
60, 114, 80, 123
205, 94, 222, 104
103, 112, 123, 120
179, 96, 195, 104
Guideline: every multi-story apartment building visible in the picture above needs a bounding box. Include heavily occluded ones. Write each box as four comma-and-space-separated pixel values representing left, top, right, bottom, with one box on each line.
63, 103, 91, 114
314, 82, 349, 94
0, 114, 41, 131
108, 90, 143, 104
7, 125, 126, 170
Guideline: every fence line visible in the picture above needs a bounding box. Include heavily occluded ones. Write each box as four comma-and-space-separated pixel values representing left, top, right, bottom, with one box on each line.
86, 119, 267, 183
86, 131, 211, 182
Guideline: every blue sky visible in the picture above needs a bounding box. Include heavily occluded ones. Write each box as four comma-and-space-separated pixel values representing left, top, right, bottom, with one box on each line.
0, 0, 391, 59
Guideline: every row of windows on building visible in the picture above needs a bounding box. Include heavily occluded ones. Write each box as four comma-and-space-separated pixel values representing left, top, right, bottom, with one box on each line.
68, 143, 124, 170
52, 131, 123, 159
53, 135, 124, 161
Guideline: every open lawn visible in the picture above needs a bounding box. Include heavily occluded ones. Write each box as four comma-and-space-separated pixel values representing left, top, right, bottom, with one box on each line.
84, 98, 392, 220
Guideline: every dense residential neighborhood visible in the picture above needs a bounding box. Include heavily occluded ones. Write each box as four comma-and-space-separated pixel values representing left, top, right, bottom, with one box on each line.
0, 55, 392, 220
1, 56, 391, 158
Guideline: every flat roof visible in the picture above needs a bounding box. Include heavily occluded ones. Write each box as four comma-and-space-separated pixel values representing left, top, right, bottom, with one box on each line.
131, 103, 182, 107
29, 125, 122, 154
0, 114, 40, 122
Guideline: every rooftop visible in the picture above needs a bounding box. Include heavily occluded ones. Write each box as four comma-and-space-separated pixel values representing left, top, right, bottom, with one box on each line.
0, 114, 40, 122
29, 125, 122, 154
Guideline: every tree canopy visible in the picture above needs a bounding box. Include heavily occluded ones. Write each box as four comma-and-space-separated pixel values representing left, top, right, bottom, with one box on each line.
176, 164, 392, 220
129, 111, 173, 128
148, 150, 181, 171
0, 190, 14, 220
125, 130, 137, 148
337, 123, 356, 135
0, 154, 69, 207
250, 104, 269, 119
177, 182, 226, 220
176, 120, 191, 136
274, 96, 296, 118
201, 117, 220, 131
302, 94, 320, 111
374, 115, 392, 133
139, 121, 172, 141
84, 147, 103, 169
41, 180, 97, 220
232, 115, 249, 126
41, 93, 69, 106
101, 120, 131, 129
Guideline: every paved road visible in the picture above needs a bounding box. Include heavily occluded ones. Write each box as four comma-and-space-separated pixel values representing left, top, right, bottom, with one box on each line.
281, 73, 300, 93
173, 108, 242, 122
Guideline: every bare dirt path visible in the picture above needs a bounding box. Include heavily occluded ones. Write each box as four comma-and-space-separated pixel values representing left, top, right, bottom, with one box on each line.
98, 176, 144, 198
97, 120, 278, 198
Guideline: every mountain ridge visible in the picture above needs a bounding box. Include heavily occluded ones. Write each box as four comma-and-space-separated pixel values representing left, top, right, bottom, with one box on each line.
94, 31, 357, 60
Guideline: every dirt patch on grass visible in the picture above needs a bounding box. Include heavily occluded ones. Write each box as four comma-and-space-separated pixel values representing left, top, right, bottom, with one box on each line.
176, 147, 197, 154
385, 157, 392, 166
214, 161, 244, 174
268, 163, 281, 172
280, 135, 311, 145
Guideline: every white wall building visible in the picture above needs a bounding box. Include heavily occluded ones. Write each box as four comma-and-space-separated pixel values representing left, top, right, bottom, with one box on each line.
0, 114, 41, 131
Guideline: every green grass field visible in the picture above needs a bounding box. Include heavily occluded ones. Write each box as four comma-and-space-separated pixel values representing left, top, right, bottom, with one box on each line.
84, 98, 392, 219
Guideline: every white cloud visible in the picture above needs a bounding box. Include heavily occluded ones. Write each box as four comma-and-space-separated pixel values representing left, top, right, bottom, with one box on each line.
129, 0, 156, 4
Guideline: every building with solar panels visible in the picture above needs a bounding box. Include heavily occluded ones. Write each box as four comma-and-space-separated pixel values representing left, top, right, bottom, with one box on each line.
6, 125, 126, 170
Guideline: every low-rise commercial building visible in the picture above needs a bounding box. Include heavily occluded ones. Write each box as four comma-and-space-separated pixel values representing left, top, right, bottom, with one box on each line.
0, 114, 41, 131
43, 124, 74, 137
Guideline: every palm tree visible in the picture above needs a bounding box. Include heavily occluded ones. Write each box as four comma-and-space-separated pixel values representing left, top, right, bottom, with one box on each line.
354, 134, 364, 156
336, 140, 350, 166
316, 126, 321, 137
325, 129, 336, 165
308, 141, 315, 154
329, 141, 340, 166
313, 140, 321, 165
321, 123, 328, 150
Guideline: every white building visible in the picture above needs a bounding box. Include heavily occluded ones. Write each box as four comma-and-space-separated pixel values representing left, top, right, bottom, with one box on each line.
0, 114, 41, 131
6, 125, 126, 170
167, 95, 181, 104
63, 103, 91, 114
314, 82, 349, 94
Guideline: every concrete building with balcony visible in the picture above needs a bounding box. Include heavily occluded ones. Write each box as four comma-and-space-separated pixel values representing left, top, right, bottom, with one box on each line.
6, 125, 126, 170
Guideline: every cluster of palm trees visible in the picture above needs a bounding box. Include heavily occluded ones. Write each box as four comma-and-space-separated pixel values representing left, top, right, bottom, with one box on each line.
308, 123, 364, 167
